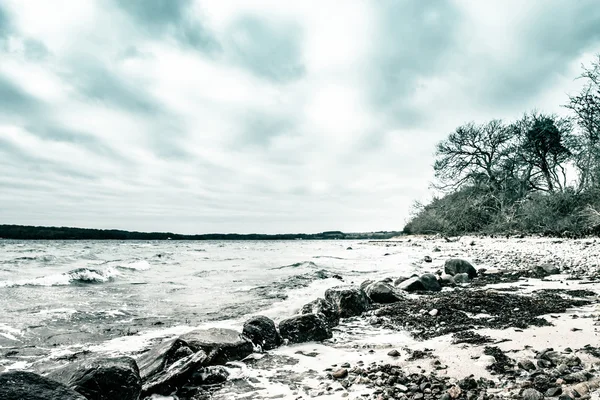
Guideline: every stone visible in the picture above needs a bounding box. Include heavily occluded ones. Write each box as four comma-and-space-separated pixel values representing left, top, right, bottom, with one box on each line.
419, 273, 442, 291
388, 349, 400, 357
364, 281, 404, 304
279, 314, 332, 343
439, 274, 456, 287
141, 351, 208, 397
0, 370, 87, 400
429, 309, 439, 317
242, 315, 281, 351
424, 256, 433, 263
47, 356, 141, 400
137, 338, 193, 381
546, 387, 562, 396
533, 264, 560, 277
332, 368, 348, 379
301, 298, 339, 328
522, 388, 544, 400
179, 328, 253, 366
454, 273, 470, 284
324, 286, 369, 318
518, 359, 536, 372
444, 259, 477, 278
396, 277, 425, 292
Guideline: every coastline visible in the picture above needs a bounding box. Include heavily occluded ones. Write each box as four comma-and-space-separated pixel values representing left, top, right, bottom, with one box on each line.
1, 235, 599, 399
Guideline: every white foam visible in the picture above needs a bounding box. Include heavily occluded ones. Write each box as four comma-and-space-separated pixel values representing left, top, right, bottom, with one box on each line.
119, 260, 151, 271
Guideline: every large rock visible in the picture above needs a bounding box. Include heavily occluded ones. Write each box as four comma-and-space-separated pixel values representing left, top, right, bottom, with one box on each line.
364, 281, 404, 303
47, 356, 141, 400
279, 314, 332, 343
324, 286, 369, 318
532, 264, 560, 277
439, 274, 456, 287
454, 272, 470, 284
397, 274, 441, 292
301, 298, 339, 327
179, 328, 254, 366
141, 350, 208, 397
444, 259, 477, 278
137, 337, 193, 381
242, 315, 281, 351
0, 370, 87, 400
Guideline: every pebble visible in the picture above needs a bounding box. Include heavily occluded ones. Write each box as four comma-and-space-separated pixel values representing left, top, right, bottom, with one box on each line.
332, 368, 348, 379
428, 309, 439, 317
387, 349, 400, 357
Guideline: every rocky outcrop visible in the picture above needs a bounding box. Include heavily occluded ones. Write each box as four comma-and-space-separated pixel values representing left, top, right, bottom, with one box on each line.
364, 281, 404, 303
179, 328, 254, 366
444, 259, 477, 278
242, 315, 281, 351
301, 297, 339, 327
0, 370, 87, 400
137, 338, 193, 381
279, 314, 332, 343
47, 356, 141, 400
324, 286, 369, 317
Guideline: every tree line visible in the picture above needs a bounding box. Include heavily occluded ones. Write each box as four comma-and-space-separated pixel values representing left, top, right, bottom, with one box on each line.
405, 55, 600, 236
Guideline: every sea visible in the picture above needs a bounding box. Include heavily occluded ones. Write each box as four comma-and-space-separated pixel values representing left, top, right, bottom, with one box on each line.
0, 239, 422, 397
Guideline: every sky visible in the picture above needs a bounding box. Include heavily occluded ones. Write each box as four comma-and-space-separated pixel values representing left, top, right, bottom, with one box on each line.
1, 1, 600, 234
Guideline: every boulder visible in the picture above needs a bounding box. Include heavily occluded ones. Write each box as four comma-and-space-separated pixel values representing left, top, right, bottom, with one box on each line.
444, 259, 477, 278
242, 315, 281, 351
300, 298, 339, 327
439, 274, 456, 287
179, 328, 254, 366
279, 314, 332, 343
397, 274, 441, 292
47, 356, 141, 400
522, 388, 544, 400
137, 338, 193, 381
419, 273, 441, 291
0, 370, 87, 400
364, 281, 404, 303
360, 279, 374, 290
324, 286, 369, 317
141, 350, 208, 397
454, 273, 470, 284
532, 264, 560, 277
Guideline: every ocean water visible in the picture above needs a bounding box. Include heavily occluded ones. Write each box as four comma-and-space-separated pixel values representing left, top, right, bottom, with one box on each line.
0, 239, 421, 374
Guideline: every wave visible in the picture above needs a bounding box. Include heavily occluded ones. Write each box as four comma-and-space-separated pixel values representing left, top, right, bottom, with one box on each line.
116, 260, 151, 271
250, 269, 338, 300
269, 261, 319, 270
0, 267, 121, 288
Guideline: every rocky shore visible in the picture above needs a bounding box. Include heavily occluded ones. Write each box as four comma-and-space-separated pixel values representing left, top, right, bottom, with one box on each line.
1, 236, 599, 399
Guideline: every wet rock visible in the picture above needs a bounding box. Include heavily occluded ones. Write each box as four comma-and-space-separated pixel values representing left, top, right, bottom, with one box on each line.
179, 328, 253, 365
444, 259, 477, 278
364, 281, 404, 304
324, 286, 369, 317
242, 315, 281, 351
141, 350, 208, 397
360, 279, 374, 290
47, 356, 141, 400
396, 276, 423, 291
388, 349, 400, 357
0, 371, 87, 400
454, 273, 470, 284
424, 256, 433, 263
301, 298, 340, 328
137, 338, 193, 381
397, 274, 440, 292
522, 388, 544, 400
279, 314, 332, 343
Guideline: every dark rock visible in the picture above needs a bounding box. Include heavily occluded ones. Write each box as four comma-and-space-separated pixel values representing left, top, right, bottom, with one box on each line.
360, 279, 374, 291
518, 359, 536, 372
424, 256, 433, 263
439, 274, 456, 287
444, 259, 477, 278
301, 298, 339, 328
179, 328, 254, 366
137, 338, 193, 381
141, 350, 208, 397
454, 273, 470, 284
279, 314, 332, 343
0, 370, 86, 400
364, 281, 404, 304
396, 277, 425, 292
419, 273, 441, 291
433, 247, 441, 252
242, 315, 281, 351
388, 349, 400, 357
324, 286, 369, 317
533, 264, 560, 277
47, 356, 141, 400
546, 387, 562, 396
522, 388, 544, 400
331, 368, 348, 379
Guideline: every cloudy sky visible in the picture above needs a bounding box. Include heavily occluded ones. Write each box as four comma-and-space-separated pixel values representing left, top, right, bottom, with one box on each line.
1, 1, 600, 234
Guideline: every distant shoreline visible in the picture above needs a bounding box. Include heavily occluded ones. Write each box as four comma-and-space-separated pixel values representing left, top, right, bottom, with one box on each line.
0, 224, 402, 241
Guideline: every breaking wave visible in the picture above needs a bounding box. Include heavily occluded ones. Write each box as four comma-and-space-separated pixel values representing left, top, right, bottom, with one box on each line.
0, 267, 122, 287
